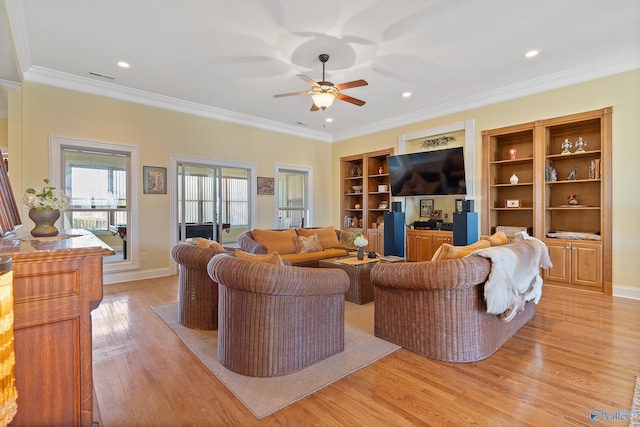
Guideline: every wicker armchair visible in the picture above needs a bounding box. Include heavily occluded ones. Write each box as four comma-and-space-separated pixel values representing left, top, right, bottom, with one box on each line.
207, 253, 350, 377
170, 242, 227, 330
370, 256, 536, 363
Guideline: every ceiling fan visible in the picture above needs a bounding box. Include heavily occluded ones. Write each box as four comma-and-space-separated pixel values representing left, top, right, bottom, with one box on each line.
274, 54, 368, 111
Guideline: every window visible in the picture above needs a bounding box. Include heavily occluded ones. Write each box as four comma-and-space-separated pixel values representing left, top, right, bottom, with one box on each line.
276, 165, 311, 229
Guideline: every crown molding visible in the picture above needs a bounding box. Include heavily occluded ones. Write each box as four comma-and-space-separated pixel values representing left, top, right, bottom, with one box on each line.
332, 51, 640, 142
3, 0, 31, 77
23, 66, 333, 143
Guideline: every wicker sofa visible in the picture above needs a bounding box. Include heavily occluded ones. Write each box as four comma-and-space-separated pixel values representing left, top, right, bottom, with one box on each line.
207, 252, 350, 377
236, 226, 350, 267
370, 255, 536, 363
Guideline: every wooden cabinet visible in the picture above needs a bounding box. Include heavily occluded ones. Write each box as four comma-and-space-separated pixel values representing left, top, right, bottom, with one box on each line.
545, 240, 602, 288
340, 148, 393, 236
406, 229, 452, 262
482, 107, 611, 294
2, 230, 114, 426
366, 228, 384, 254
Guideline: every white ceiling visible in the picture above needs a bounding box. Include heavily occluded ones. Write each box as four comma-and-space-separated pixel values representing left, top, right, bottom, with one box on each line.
1, 0, 639, 141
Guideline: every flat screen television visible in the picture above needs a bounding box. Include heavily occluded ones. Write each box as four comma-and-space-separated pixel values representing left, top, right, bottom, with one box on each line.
387, 147, 466, 197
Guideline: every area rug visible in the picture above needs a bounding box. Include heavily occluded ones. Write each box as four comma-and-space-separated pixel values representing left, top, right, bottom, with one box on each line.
151, 302, 399, 420
631, 376, 640, 427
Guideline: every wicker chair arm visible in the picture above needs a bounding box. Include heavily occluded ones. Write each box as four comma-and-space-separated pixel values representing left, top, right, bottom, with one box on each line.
208, 253, 349, 296
236, 231, 268, 254
170, 242, 224, 270
370, 256, 491, 291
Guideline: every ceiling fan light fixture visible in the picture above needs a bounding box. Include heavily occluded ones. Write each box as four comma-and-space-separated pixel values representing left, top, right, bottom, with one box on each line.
311, 92, 335, 109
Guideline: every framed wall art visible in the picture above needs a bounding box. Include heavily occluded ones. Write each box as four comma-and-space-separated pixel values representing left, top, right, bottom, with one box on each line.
455, 198, 464, 213
429, 209, 443, 220
505, 199, 521, 208
419, 199, 434, 218
257, 177, 274, 195
143, 166, 167, 194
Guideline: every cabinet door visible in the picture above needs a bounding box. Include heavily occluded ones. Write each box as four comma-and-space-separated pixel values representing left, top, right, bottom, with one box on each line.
431, 233, 452, 260
571, 243, 602, 287
544, 241, 570, 283
418, 236, 433, 261
406, 232, 420, 262
367, 229, 384, 254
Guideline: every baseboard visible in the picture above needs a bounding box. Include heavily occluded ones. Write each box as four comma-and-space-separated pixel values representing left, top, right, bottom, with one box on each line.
103, 267, 172, 285
612, 285, 640, 300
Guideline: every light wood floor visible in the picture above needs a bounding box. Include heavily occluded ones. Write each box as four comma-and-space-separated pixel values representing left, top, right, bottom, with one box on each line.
92, 277, 640, 426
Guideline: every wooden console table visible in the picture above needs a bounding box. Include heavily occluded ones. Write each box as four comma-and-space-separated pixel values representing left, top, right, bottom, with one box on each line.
0, 229, 114, 426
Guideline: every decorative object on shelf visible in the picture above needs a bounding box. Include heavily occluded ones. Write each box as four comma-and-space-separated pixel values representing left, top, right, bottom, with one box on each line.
574, 137, 587, 153
378, 166, 384, 174
355, 164, 362, 177
354, 203, 361, 209
589, 158, 601, 179
545, 166, 558, 182
508, 147, 517, 160
561, 138, 572, 154
429, 209, 443, 220
566, 166, 578, 180
421, 135, 455, 148
378, 201, 388, 210
23, 179, 70, 237
567, 194, 579, 205
352, 185, 363, 193
352, 233, 369, 260
510, 174, 519, 184
350, 165, 356, 177
505, 199, 521, 208
378, 184, 388, 192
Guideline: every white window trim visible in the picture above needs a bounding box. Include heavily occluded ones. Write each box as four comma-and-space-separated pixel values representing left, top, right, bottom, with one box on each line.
49, 135, 141, 275
274, 163, 313, 229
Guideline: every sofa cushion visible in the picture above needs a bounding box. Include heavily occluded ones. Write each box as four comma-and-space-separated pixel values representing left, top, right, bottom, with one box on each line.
195, 237, 225, 252
280, 248, 349, 265
431, 239, 491, 261
296, 234, 324, 253
297, 226, 340, 249
338, 229, 358, 250
252, 228, 297, 254
480, 231, 509, 246
235, 249, 285, 265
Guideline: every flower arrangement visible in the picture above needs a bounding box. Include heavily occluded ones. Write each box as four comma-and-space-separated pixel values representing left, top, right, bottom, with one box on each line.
23, 179, 70, 210
352, 233, 369, 248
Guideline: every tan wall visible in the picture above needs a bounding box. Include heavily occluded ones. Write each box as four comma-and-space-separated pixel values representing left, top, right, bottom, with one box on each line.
333, 69, 640, 290
0, 118, 7, 146
10, 82, 333, 271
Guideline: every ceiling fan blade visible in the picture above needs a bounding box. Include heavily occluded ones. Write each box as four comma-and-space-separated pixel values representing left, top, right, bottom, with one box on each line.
273, 91, 310, 98
297, 74, 320, 87
310, 103, 320, 112
335, 79, 368, 91
336, 93, 366, 106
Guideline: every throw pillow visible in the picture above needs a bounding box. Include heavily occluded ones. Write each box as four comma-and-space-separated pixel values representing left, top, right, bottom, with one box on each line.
431, 239, 491, 261
296, 234, 324, 253
195, 237, 225, 252
252, 228, 297, 254
480, 231, 509, 246
338, 230, 358, 250
297, 226, 340, 249
235, 249, 285, 265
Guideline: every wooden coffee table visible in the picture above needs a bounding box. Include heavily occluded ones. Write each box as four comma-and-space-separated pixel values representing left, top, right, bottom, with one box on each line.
318, 256, 380, 304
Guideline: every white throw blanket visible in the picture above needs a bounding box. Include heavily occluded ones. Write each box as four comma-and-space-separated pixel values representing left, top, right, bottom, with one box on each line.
472, 232, 552, 322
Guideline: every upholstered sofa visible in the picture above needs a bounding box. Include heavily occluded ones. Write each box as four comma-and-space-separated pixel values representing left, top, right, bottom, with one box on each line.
236, 226, 351, 267
207, 252, 350, 377
370, 235, 550, 362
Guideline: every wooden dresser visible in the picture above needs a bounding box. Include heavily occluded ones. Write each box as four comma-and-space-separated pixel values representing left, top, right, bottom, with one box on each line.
0, 229, 114, 426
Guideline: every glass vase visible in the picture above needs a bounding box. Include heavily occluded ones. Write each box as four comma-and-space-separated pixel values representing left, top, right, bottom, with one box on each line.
357, 246, 364, 260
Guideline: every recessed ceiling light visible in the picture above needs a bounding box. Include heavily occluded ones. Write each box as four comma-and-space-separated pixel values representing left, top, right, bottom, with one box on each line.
325, 118, 333, 123
525, 50, 539, 58
117, 61, 130, 68
402, 91, 412, 98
